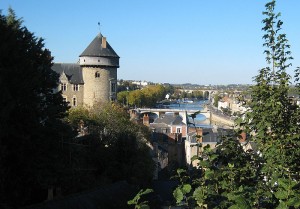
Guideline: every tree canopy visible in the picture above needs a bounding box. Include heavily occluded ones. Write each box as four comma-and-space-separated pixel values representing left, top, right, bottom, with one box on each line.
67, 103, 155, 188
0, 8, 71, 208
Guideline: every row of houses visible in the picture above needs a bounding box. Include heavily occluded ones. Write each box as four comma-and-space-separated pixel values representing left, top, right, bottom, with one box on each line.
128, 110, 238, 179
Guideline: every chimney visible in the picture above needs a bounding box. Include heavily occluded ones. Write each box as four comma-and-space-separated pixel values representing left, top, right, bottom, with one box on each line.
239, 131, 247, 142
101, 37, 107, 48
143, 114, 150, 126
196, 127, 203, 143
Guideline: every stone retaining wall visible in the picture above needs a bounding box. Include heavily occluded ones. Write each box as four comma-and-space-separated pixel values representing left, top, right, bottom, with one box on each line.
211, 112, 234, 127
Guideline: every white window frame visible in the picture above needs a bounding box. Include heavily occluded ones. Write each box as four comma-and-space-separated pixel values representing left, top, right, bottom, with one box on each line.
73, 84, 79, 91
61, 83, 67, 91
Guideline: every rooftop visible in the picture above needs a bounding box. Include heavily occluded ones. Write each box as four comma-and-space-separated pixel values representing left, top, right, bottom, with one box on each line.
80, 33, 119, 58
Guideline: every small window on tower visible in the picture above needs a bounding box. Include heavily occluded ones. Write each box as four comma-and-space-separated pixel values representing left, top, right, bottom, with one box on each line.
95, 72, 100, 78
111, 83, 116, 92
73, 97, 77, 106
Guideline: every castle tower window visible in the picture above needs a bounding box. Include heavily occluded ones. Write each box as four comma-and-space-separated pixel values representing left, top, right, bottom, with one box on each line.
73, 84, 79, 91
111, 82, 116, 93
95, 72, 100, 78
73, 97, 77, 106
61, 83, 67, 91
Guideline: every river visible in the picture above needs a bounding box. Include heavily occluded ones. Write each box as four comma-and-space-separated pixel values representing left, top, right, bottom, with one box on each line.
166, 100, 212, 127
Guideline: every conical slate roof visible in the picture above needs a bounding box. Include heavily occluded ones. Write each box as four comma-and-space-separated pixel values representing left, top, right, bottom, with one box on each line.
80, 34, 119, 58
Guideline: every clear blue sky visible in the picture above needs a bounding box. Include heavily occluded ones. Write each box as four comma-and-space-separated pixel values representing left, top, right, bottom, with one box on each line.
1, 0, 299, 85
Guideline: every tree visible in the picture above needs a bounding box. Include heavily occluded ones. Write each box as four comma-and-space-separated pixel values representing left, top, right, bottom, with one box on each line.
67, 103, 155, 187
0, 9, 71, 207
172, 1, 300, 208
213, 94, 221, 107
239, 0, 300, 207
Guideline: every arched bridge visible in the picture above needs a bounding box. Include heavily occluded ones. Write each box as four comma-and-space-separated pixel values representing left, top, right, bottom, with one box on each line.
135, 107, 211, 124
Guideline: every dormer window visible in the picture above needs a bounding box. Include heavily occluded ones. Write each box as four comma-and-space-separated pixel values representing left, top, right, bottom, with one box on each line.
95, 72, 100, 78
73, 84, 79, 91
61, 83, 67, 91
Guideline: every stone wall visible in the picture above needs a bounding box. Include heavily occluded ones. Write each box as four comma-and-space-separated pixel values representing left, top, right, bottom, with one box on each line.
82, 67, 117, 107
60, 83, 84, 107
211, 112, 234, 127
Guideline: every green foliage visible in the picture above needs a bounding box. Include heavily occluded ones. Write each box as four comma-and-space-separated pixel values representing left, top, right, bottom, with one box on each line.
213, 94, 221, 107
67, 103, 155, 187
173, 135, 259, 208
118, 84, 169, 108
240, 0, 300, 207
0, 8, 72, 207
172, 168, 193, 206
128, 189, 153, 209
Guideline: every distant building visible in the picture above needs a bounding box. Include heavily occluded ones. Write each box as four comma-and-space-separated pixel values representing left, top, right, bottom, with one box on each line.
145, 113, 187, 178
149, 113, 187, 141
52, 33, 120, 107
185, 127, 219, 167
132, 80, 149, 87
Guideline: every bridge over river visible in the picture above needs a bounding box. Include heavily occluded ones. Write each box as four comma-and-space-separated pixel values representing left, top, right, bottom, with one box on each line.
135, 107, 211, 124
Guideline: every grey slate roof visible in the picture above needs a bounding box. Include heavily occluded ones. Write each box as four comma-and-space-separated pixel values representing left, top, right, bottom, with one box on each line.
80, 34, 119, 58
153, 114, 184, 126
52, 63, 84, 84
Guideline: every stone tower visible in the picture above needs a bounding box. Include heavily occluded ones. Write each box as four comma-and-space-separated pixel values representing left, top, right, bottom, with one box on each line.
79, 33, 119, 107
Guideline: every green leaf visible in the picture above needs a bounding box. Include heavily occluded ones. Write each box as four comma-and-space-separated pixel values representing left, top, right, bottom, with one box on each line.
139, 188, 153, 196
204, 169, 214, 179
176, 168, 186, 176
276, 201, 289, 209
193, 187, 206, 206
278, 178, 290, 190
287, 197, 300, 207
228, 163, 234, 168
191, 155, 199, 162
127, 199, 135, 205
182, 184, 192, 194
173, 187, 184, 204
227, 193, 251, 209
139, 204, 151, 209
275, 189, 289, 200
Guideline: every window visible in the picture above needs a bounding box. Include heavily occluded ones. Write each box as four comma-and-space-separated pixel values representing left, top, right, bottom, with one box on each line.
73, 97, 77, 106
95, 72, 100, 78
176, 127, 181, 133
61, 83, 67, 91
63, 97, 67, 102
111, 83, 116, 93
73, 84, 79, 91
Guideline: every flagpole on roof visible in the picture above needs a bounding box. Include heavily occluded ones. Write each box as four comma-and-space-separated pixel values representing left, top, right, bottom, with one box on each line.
98, 22, 101, 34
